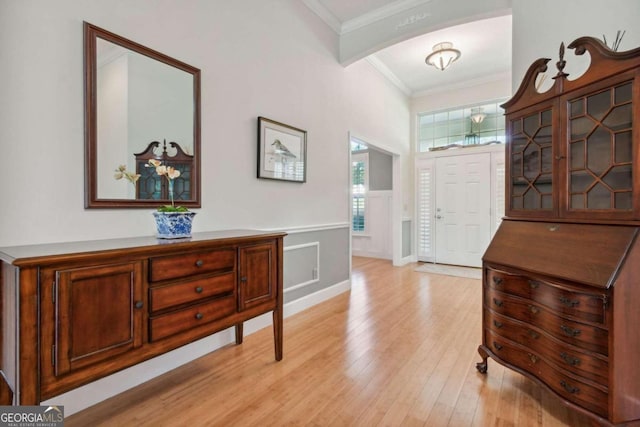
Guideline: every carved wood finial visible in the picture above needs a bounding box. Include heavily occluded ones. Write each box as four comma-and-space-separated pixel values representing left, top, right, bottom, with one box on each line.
555, 42, 569, 79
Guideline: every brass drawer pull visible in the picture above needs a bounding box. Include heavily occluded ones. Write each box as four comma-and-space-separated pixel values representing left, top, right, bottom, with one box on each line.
492, 276, 503, 286
560, 352, 581, 366
559, 296, 580, 307
528, 353, 538, 364
195, 286, 203, 293
493, 342, 503, 350
560, 325, 581, 337
195, 312, 203, 320
528, 305, 540, 314
527, 329, 540, 339
493, 320, 503, 328
134, 301, 144, 309
195, 259, 204, 267
528, 280, 540, 289
493, 298, 503, 307
560, 380, 580, 394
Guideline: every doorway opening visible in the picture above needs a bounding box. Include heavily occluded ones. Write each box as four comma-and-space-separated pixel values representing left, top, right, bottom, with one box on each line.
348, 134, 404, 270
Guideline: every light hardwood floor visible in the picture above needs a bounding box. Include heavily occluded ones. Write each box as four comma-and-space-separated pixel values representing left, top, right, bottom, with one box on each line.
66, 257, 593, 426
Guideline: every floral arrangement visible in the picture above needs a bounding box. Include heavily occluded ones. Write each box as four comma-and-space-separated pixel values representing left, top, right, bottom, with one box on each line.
146, 159, 188, 212
114, 161, 188, 212
114, 165, 140, 184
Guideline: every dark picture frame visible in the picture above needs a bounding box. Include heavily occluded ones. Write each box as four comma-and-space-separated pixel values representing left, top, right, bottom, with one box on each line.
257, 117, 307, 183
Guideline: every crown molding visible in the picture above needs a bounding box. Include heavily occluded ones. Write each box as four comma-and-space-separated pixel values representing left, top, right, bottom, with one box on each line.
366, 54, 412, 96
342, 0, 432, 34
302, 0, 342, 34
303, 0, 432, 36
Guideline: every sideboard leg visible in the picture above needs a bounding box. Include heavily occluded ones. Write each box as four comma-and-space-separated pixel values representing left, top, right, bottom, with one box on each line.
235, 323, 243, 345
273, 309, 283, 361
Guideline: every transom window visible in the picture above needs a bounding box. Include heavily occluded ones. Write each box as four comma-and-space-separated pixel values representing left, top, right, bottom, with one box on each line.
418, 100, 507, 152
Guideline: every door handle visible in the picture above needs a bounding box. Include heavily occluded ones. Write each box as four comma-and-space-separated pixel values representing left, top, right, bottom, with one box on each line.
436, 215, 443, 219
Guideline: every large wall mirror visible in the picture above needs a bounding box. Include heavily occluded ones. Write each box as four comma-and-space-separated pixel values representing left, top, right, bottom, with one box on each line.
84, 22, 201, 208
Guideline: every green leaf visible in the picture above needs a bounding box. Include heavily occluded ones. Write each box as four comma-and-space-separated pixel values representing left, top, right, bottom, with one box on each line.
157, 205, 189, 213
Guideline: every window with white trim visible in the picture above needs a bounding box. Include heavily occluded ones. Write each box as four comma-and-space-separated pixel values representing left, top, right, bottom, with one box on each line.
352, 152, 368, 233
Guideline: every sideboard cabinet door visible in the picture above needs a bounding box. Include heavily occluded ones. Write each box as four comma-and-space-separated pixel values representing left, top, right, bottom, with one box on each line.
238, 242, 276, 311
51, 262, 144, 376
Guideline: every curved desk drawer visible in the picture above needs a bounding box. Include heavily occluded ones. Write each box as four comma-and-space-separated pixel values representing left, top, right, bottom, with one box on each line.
486, 329, 608, 418
485, 289, 609, 355
485, 310, 609, 385
486, 269, 606, 324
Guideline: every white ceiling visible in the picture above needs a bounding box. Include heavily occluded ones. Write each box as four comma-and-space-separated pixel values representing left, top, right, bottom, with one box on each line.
304, 0, 512, 96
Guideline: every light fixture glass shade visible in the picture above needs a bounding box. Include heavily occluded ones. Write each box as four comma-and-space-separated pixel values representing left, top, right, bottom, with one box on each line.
470, 112, 487, 124
425, 42, 461, 71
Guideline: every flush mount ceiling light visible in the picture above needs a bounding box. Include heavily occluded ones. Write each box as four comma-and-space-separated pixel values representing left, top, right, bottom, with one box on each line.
425, 42, 461, 71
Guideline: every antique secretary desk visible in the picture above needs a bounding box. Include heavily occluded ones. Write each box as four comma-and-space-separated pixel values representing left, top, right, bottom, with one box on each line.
477, 37, 640, 426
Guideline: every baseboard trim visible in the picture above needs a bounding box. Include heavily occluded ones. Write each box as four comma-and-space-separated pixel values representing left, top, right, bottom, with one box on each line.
242, 279, 351, 333
395, 255, 416, 266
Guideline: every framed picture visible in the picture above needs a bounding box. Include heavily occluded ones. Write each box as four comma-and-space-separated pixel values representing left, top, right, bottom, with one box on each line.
258, 117, 307, 183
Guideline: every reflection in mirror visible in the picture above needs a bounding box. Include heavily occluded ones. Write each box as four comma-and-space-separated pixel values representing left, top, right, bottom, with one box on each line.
85, 22, 201, 208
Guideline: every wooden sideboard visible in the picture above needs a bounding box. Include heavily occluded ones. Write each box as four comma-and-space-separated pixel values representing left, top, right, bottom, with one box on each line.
0, 229, 285, 405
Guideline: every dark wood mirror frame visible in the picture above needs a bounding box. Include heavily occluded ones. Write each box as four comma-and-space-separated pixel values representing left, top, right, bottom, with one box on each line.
84, 22, 201, 208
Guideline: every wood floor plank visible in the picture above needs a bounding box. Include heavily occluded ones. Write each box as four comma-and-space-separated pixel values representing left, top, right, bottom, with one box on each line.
65, 257, 594, 426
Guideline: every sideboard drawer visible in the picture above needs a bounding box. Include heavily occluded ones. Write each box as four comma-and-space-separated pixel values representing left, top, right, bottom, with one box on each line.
149, 272, 235, 313
149, 295, 236, 341
149, 248, 235, 282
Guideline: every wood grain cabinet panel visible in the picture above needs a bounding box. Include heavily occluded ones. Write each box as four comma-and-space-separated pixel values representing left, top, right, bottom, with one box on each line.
478, 37, 640, 426
54, 262, 144, 376
238, 242, 276, 311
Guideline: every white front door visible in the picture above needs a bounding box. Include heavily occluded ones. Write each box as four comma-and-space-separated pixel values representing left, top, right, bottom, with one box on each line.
434, 153, 491, 267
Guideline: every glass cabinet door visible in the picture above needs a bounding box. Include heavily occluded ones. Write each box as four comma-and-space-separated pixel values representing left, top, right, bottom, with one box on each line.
508, 108, 554, 213
567, 81, 633, 213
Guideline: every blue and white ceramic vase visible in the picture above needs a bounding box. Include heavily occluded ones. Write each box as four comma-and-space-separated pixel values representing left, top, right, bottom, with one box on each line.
152, 211, 196, 239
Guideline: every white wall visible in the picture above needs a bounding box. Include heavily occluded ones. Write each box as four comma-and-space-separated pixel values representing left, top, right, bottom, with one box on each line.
0, 0, 410, 247
512, 0, 640, 91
